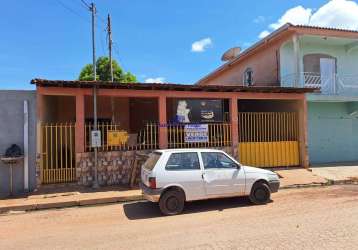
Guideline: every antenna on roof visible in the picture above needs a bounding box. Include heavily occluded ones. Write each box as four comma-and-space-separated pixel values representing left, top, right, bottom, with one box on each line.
221, 47, 241, 62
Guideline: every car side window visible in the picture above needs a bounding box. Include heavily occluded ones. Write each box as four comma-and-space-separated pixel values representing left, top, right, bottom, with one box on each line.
165, 152, 200, 170
201, 152, 237, 169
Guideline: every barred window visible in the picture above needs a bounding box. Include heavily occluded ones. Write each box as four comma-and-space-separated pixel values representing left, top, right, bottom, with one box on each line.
244, 68, 253, 86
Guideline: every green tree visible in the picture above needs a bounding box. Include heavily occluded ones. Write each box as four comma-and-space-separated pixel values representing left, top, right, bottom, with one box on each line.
78, 56, 137, 82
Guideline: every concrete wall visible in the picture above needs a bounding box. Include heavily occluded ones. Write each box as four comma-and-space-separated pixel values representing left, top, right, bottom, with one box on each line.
0, 91, 37, 197
308, 102, 358, 164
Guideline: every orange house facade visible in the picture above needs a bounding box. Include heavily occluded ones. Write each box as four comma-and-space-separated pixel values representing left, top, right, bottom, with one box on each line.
33, 79, 314, 187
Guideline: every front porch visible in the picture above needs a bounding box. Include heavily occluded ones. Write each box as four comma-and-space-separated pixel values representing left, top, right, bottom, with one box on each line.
34, 79, 312, 186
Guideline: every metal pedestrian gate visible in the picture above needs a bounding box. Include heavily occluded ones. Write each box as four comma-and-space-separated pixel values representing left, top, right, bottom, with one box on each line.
238, 112, 300, 167
40, 123, 76, 184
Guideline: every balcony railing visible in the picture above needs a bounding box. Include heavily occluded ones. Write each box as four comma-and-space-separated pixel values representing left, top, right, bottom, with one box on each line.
281, 72, 358, 95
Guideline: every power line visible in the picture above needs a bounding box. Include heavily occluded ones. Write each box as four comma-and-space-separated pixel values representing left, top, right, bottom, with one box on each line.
79, 0, 91, 9
58, 0, 121, 62
55, 0, 89, 23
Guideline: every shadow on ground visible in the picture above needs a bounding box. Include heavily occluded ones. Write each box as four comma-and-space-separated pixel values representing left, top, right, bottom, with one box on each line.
123, 196, 259, 220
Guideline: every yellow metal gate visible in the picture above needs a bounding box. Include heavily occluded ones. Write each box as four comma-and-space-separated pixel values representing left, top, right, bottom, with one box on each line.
238, 112, 300, 167
40, 123, 76, 184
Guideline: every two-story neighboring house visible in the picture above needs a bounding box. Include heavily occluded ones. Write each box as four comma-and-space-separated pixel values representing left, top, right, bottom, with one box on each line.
197, 23, 358, 165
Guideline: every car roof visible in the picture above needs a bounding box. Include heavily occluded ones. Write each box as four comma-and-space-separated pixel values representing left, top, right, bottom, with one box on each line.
155, 148, 225, 154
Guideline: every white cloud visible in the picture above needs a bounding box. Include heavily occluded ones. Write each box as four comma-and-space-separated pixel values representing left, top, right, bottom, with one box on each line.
269, 6, 312, 30
258, 30, 270, 39
310, 0, 358, 29
243, 42, 253, 48
144, 77, 165, 83
191, 37, 213, 52
253, 15, 266, 24
258, 0, 358, 38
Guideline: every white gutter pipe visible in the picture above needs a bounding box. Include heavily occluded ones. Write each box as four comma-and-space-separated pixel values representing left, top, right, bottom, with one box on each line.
24, 100, 29, 191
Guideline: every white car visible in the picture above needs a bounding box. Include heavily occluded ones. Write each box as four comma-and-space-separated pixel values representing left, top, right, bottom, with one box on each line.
140, 149, 280, 215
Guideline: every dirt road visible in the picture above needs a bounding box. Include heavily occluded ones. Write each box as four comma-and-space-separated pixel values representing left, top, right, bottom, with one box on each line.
1, 185, 357, 250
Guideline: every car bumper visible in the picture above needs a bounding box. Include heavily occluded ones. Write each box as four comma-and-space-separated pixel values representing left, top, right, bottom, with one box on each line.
269, 180, 280, 193
139, 182, 163, 202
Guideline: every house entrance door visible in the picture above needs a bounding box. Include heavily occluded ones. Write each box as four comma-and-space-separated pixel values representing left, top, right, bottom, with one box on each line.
40, 123, 76, 184
320, 58, 336, 94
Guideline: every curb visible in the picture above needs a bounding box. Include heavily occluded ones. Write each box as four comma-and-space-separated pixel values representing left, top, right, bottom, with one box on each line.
279, 179, 358, 190
0, 195, 144, 214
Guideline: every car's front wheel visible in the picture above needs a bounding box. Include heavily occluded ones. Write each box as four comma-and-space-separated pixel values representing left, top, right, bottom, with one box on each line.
249, 182, 271, 205
159, 189, 185, 215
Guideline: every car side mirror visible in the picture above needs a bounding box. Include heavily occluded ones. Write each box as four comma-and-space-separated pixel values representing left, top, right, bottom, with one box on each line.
235, 163, 241, 169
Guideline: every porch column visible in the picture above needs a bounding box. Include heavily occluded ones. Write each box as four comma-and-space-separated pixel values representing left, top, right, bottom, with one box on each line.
293, 34, 301, 87
158, 95, 168, 149
75, 94, 85, 153
299, 98, 309, 168
36, 92, 45, 186
230, 97, 239, 151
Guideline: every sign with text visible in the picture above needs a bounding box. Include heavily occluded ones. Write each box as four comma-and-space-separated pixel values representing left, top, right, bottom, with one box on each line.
184, 124, 209, 143
91, 130, 101, 148
108, 130, 129, 146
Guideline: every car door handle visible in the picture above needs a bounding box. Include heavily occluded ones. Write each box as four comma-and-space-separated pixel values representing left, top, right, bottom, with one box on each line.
201, 173, 204, 180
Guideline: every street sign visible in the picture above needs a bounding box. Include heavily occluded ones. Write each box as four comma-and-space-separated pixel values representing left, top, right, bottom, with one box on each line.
184, 124, 209, 143
91, 130, 101, 148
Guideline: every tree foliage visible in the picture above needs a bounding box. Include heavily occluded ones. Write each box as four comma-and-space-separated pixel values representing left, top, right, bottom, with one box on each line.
78, 56, 137, 82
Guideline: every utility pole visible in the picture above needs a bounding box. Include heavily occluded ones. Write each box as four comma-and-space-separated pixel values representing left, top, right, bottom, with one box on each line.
108, 14, 114, 82
108, 14, 115, 123
90, 2, 99, 189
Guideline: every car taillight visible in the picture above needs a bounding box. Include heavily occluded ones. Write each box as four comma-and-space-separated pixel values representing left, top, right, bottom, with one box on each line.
148, 177, 156, 189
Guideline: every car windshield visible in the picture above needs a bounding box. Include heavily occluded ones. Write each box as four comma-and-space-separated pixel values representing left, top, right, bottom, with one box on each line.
142, 152, 162, 171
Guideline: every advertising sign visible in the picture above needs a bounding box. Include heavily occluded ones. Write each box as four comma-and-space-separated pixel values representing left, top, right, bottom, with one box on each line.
174, 99, 223, 123
107, 130, 129, 146
184, 124, 209, 143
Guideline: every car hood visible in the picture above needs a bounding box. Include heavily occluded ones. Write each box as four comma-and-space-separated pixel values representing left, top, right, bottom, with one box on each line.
242, 165, 276, 175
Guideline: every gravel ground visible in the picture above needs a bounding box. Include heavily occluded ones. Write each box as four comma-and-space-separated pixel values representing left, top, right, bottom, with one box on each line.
0, 185, 357, 250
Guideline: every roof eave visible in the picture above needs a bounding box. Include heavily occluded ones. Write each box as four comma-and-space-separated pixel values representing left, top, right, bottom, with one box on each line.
32, 78, 318, 94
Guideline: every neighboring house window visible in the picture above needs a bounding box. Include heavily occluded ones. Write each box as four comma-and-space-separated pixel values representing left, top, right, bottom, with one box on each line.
243, 68, 253, 86
165, 152, 200, 170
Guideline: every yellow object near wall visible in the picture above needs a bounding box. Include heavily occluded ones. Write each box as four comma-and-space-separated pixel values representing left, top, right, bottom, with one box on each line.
238, 141, 299, 167
108, 130, 129, 146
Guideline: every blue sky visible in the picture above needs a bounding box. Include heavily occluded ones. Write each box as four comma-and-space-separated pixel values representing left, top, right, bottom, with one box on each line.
0, 0, 355, 89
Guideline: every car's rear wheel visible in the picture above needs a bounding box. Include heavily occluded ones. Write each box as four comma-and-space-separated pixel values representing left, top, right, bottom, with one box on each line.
159, 190, 185, 215
249, 182, 271, 205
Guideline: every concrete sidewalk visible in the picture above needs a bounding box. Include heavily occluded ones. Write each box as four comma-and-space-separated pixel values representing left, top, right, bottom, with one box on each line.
275, 168, 327, 188
0, 187, 143, 214
1, 165, 357, 214
310, 163, 358, 183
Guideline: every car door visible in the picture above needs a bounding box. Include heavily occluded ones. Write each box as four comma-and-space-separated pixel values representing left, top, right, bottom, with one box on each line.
200, 151, 245, 197
163, 152, 206, 201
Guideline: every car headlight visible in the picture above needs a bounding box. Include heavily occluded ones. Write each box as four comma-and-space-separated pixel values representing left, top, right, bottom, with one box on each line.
268, 173, 279, 181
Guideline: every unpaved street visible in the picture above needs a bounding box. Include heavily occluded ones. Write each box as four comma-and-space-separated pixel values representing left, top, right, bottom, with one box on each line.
1, 185, 357, 250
